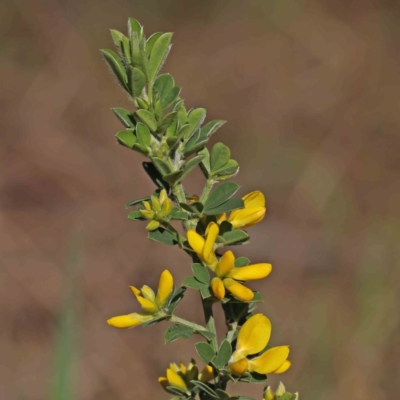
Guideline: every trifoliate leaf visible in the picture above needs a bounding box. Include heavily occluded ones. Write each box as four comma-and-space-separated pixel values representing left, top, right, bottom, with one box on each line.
210, 142, 231, 172
148, 228, 177, 246
135, 109, 158, 131
164, 325, 194, 344
191, 263, 210, 284
203, 198, 244, 216
182, 276, 207, 290
203, 182, 239, 211
213, 340, 232, 369
195, 342, 215, 364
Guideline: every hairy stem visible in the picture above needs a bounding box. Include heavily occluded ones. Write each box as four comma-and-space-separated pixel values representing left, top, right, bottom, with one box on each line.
199, 178, 214, 204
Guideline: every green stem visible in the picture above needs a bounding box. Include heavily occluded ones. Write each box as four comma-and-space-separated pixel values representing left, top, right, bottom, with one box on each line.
169, 315, 208, 333
203, 299, 218, 352
199, 178, 214, 203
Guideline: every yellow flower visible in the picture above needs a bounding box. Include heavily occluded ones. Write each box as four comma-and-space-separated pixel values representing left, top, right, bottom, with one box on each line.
139, 189, 173, 231
263, 382, 299, 400
217, 191, 266, 229
229, 314, 291, 376
211, 250, 271, 301
158, 360, 213, 393
187, 223, 272, 301
187, 222, 219, 269
107, 269, 174, 329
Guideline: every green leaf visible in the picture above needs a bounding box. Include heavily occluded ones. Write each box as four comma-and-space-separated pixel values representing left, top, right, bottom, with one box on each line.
128, 67, 146, 97
145, 32, 163, 54
169, 208, 189, 220
148, 33, 173, 83
182, 276, 206, 290
154, 74, 174, 101
116, 130, 136, 148
163, 170, 184, 186
204, 182, 239, 211
128, 18, 142, 37
210, 142, 231, 172
183, 139, 208, 158
142, 162, 170, 190
197, 330, 216, 341
101, 49, 128, 91
191, 381, 219, 398
198, 147, 211, 177
112, 108, 134, 128
164, 325, 194, 344
191, 263, 210, 284
214, 340, 232, 369
135, 109, 158, 131
148, 228, 177, 246
184, 108, 206, 140
180, 154, 205, 181
195, 342, 215, 364
234, 257, 250, 267
165, 386, 188, 396
157, 111, 177, 132
166, 287, 186, 314
203, 198, 244, 216
125, 195, 151, 208
127, 210, 145, 221
216, 389, 230, 400
200, 285, 212, 299
219, 230, 249, 246
213, 159, 239, 178
151, 157, 172, 176
136, 122, 151, 147
133, 142, 149, 156
162, 86, 181, 109
200, 120, 226, 139
238, 371, 268, 384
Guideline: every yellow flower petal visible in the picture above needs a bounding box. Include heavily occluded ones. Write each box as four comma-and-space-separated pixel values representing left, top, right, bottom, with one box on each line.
216, 213, 227, 224
140, 285, 156, 302
143, 201, 152, 210
107, 313, 152, 328
170, 363, 180, 373
215, 250, 235, 277
136, 295, 158, 313
199, 365, 214, 382
159, 189, 167, 204
235, 314, 271, 358
203, 222, 219, 266
223, 278, 254, 302
273, 360, 291, 374
179, 362, 187, 373
161, 197, 173, 216
243, 191, 265, 208
187, 230, 205, 256
228, 263, 272, 281
166, 368, 187, 391
158, 376, 169, 391
264, 387, 274, 400
156, 269, 174, 308
229, 358, 248, 375
248, 346, 290, 374
228, 207, 266, 229
211, 277, 225, 300
129, 286, 141, 298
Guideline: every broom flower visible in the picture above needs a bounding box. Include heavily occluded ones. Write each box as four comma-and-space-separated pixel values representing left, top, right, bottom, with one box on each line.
229, 314, 291, 376
107, 269, 174, 329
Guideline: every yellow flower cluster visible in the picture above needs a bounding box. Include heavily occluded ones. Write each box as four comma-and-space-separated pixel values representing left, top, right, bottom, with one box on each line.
140, 189, 173, 231
228, 314, 291, 376
107, 270, 173, 328
158, 360, 213, 394
187, 191, 271, 301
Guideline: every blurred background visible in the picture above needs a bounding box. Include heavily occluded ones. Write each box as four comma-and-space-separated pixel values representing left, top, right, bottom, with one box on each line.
1, 0, 400, 399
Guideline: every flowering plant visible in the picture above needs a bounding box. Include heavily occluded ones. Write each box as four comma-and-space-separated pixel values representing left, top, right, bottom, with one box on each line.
102, 18, 298, 400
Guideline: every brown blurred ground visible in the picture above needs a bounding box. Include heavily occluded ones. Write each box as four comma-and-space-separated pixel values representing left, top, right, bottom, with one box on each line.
1, 0, 400, 399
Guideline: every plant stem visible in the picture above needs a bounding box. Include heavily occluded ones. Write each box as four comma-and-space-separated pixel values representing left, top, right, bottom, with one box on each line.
169, 315, 208, 333
199, 178, 214, 204
202, 299, 218, 352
